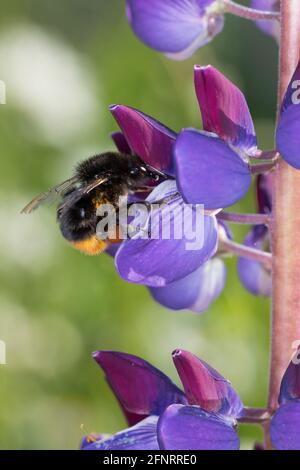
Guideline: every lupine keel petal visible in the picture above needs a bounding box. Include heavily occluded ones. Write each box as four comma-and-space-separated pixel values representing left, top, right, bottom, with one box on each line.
150, 258, 226, 313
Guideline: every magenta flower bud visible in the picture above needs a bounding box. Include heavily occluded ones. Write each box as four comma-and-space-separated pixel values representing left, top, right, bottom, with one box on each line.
172, 349, 243, 419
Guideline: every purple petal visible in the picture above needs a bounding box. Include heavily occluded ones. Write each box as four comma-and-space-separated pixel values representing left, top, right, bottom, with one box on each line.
279, 346, 300, 405
115, 180, 218, 287
80, 434, 106, 450
84, 416, 159, 450
194, 65, 257, 155
126, 0, 224, 60
105, 243, 122, 258
238, 225, 271, 297
111, 131, 132, 154
173, 349, 243, 419
175, 128, 251, 209
257, 174, 272, 213
281, 60, 300, 114
251, 1, 280, 40
150, 257, 226, 313
110, 104, 176, 175
270, 401, 300, 450
276, 104, 300, 169
158, 405, 240, 450
93, 351, 187, 426
276, 61, 300, 168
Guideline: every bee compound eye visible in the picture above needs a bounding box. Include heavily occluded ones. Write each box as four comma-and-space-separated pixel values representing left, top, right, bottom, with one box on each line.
130, 167, 139, 176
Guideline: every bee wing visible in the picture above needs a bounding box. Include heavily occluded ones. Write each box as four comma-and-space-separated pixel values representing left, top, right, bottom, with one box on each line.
21, 176, 79, 214
81, 177, 109, 195
56, 176, 110, 213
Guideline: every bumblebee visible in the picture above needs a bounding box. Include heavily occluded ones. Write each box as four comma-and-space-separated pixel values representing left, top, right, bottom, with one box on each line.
22, 152, 167, 255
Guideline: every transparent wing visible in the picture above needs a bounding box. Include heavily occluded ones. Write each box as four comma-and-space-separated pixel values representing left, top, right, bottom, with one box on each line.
21, 176, 79, 214
57, 177, 110, 212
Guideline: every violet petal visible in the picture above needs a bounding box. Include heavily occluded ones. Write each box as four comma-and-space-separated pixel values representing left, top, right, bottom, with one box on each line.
111, 131, 132, 154
175, 128, 251, 209
84, 416, 159, 450
279, 346, 300, 405
80, 434, 106, 450
238, 225, 271, 297
150, 257, 226, 313
115, 180, 218, 286
251, 0, 280, 40
270, 401, 300, 450
126, 0, 224, 60
158, 404, 240, 450
276, 104, 300, 169
281, 59, 300, 114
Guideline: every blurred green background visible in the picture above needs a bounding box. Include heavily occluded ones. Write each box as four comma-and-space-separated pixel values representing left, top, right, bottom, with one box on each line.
0, 0, 277, 450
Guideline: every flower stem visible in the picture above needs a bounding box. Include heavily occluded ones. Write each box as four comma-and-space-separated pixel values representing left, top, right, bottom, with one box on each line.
219, 237, 272, 268
255, 150, 279, 160
238, 407, 271, 425
250, 160, 277, 174
217, 211, 270, 225
268, 0, 300, 420
223, 0, 280, 21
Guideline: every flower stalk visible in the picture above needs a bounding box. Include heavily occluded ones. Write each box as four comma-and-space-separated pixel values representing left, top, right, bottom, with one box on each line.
219, 236, 272, 268
250, 160, 277, 174
268, 0, 300, 435
238, 407, 271, 425
218, 211, 270, 225
223, 0, 280, 21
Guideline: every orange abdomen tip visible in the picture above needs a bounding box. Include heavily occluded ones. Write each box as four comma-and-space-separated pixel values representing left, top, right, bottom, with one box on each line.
70, 236, 108, 255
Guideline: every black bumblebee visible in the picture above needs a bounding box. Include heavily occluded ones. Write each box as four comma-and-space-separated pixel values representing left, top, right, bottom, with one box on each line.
22, 152, 167, 255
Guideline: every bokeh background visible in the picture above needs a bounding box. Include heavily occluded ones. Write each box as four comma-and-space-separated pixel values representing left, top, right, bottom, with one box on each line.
0, 0, 277, 450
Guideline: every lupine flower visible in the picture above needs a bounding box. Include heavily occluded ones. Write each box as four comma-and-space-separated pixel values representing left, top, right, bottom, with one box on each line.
126, 0, 225, 60
270, 347, 300, 450
251, 0, 280, 40
238, 174, 272, 296
112, 65, 257, 210
175, 65, 256, 210
276, 60, 300, 169
108, 65, 259, 311
82, 349, 243, 450
110, 104, 224, 312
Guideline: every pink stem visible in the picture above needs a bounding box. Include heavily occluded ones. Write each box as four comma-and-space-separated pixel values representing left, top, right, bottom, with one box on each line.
250, 161, 277, 174
220, 237, 272, 268
268, 0, 300, 417
238, 408, 271, 425
223, 0, 280, 21
217, 211, 270, 225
